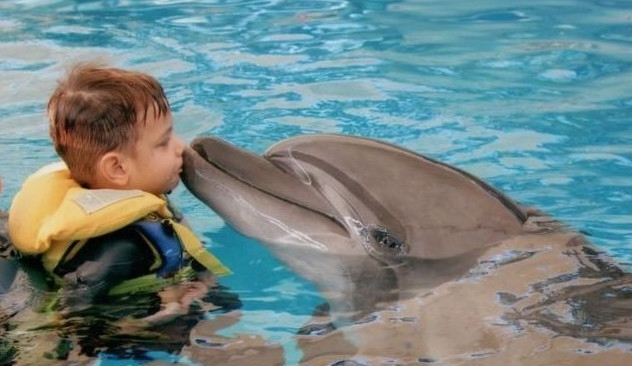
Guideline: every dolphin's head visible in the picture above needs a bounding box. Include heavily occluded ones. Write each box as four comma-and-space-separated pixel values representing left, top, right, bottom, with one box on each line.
178, 134, 542, 324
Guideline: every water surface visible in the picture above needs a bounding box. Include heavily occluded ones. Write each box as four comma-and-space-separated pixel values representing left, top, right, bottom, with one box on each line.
0, 0, 631, 364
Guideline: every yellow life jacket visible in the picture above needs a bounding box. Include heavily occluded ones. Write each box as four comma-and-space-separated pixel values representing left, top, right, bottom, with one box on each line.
8, 162, 230, 288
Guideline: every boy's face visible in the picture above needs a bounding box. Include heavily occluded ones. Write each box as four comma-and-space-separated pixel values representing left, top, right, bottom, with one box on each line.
125, 110, 184, 196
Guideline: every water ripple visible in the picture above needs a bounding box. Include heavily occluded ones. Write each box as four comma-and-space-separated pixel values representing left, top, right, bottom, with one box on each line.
0, 1, 631, 363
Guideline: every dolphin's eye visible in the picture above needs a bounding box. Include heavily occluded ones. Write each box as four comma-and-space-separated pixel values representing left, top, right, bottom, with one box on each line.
369, 226, 408, 255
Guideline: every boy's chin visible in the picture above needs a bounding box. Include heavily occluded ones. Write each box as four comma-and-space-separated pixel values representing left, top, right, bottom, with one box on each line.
165, 180, 181, 194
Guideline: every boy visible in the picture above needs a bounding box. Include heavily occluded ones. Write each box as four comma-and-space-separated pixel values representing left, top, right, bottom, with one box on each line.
8, 63, 230, 321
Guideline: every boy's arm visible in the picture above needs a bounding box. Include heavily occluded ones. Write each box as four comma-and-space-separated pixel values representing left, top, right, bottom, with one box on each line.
59, 229, 154, 312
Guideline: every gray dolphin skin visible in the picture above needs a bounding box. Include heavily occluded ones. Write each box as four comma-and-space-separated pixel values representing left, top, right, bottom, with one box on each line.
181, 134, 529, 321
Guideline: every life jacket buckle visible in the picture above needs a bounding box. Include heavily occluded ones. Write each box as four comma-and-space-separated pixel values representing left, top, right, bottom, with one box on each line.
146, 213, 160, 222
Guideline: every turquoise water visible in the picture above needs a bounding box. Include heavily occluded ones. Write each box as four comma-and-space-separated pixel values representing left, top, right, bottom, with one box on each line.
0, 0, 631, 364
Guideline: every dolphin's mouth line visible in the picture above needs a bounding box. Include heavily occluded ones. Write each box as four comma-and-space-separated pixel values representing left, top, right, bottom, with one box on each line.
191, 167, 331, 252
190, 143, 344, 227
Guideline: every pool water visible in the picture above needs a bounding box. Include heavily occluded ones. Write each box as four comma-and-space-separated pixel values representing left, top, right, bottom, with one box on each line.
0, 0, 631, 365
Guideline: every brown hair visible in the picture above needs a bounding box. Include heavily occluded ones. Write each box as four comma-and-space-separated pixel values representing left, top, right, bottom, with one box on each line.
47, 63, 170, 185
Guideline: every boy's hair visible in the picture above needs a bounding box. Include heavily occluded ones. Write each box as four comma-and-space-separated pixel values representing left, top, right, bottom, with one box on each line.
48, 63, 170, 185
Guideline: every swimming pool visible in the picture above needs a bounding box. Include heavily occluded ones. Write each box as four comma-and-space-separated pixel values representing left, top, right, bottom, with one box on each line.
0, 0, 631, 364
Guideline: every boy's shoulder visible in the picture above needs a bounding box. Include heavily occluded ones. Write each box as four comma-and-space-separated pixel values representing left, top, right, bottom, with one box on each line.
9, 163, 171, 256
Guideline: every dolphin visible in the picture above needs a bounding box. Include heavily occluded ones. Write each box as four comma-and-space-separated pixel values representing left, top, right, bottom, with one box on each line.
181, 134, 529, 322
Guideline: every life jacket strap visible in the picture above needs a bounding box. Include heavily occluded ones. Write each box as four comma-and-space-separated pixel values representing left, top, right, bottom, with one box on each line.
132, 220, 183, 277
164, 220, 232, 277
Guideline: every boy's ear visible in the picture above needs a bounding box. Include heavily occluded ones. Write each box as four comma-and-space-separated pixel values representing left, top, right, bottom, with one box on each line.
96, 151, 130, 188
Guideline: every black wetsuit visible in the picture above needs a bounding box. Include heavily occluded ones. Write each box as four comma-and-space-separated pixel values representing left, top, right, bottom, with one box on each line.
53, 227, 156, 311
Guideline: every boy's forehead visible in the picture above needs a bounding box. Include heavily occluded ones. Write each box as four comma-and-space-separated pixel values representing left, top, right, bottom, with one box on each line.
138, 103, 171, 125
136, 108, 172, 135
